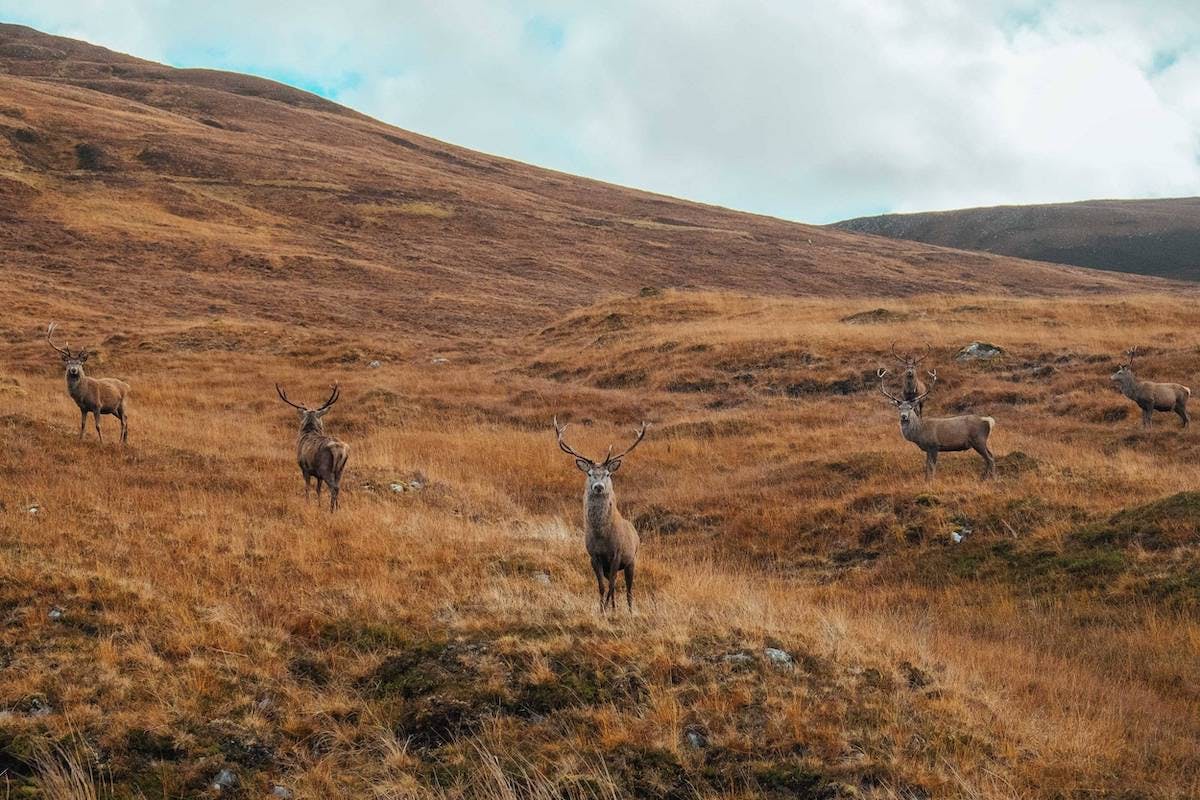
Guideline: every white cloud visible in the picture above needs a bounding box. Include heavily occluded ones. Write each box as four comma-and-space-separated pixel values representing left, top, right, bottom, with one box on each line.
4, 0, 1200, 221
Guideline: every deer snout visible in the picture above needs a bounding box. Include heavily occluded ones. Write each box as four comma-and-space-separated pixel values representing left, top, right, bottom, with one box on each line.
591, 483, 606, 496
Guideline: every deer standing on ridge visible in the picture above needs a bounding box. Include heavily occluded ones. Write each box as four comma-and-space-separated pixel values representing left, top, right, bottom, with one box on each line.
554, 417, 647, 613
879, 369, 995, 480
46, 323, 129, 443
1110, 348, 1190, 430
891, 342, 937, 414
276, 383, 351, 512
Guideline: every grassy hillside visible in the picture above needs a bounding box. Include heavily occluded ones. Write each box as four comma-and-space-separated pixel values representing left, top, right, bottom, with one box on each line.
0, 23, 1166, 347
2, 22, 1199, 800
2, 293, 1199, 798
834, 198, 1200, 281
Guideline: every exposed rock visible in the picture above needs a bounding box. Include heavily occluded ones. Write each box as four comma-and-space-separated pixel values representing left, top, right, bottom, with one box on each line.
532, 571, 552, 585
271, 786, 293, 799
722, 651, 754, 667
764, 647, 795, 669
48, 606, 65, 621
211, 768, 238, 792
683, 726, 708, 749
367, 359, 382, 369
955, 341, 1005, 361
431, 357, 449, 365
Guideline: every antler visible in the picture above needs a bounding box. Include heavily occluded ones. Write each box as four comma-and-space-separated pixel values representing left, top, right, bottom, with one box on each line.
914, 343, 931, 365
46, 322, 72, 358
926, 368, 937, 385
316, 383, 340, 411
890, 341, 908, 364
603, 422, 647, 466
554, 416, 593, 465
1126, 347, 1137, 369
275, 383, 306, 410
879, 370, 903, 404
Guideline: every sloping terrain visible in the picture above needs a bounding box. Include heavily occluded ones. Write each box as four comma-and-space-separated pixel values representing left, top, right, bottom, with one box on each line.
0, 23, 1166, 348
834, 198, 1200, 281
2, 23, 1199, 800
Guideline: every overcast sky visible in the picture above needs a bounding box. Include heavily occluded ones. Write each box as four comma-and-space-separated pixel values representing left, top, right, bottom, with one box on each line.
5, 1, 1200, 222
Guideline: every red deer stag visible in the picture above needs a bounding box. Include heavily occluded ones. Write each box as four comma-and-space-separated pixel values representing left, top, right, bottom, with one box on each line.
891, 342, 936, 414
879, 369, 995, 480
276, 383, 350, 512
554, 417, 647, 613
1110, 348, 1190, 429
46, 323, 129, 443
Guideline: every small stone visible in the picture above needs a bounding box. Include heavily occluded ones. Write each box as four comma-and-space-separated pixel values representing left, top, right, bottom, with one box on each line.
211, 768, 238, 792
430, 357, 449, 365
955, 341, 1005, 361
389, 482, 406, 493
48, 607, 65, 621
722, 651, 754, 667
27, 698, 51, 717
367, 360, 382, 369
408, 479, 424, 491
271, 786, 293, 799
684, 726, 708, 749
27, 505, 39, 515
532, 571, 551, 585
764, 647, 795, 668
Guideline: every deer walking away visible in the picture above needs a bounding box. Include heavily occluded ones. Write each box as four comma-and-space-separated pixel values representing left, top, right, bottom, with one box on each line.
276, 383, 351, 512
554, 417, 647, 613
46, 322, 130, 444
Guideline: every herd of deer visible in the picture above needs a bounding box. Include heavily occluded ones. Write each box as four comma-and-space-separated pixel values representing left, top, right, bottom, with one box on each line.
44, 325, 1192, 612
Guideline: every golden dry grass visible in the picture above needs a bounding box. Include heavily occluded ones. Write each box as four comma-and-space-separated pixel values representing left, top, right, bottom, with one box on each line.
2, 291, 1199, 799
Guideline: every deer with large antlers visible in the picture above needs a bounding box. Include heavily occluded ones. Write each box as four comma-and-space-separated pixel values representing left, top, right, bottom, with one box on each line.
879, 369, 995, 480
554, 417, 647, 613
276, 383, 351, 512
46, 323, 130, 443
891, 342, 937, 414
1110, 348, 1190, 430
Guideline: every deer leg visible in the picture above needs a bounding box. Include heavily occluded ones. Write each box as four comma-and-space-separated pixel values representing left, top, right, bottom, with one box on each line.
94, 412, 103, 443
315, 479, 323, 504
328, 481, 339, 513
590, 556, 607, 613
1142, 406, 1153, 429
303, 473, 312, 499
977, 442, 996, 480
623, 562, 635, 613
79, 409, 88, 439
1177, 402, 1189, 429
924, 450, 938, 481
604, 562, 620, 612
116, 406, 128, 443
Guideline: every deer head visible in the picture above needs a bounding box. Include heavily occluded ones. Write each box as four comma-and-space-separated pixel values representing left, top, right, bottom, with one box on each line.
1111, 348, 1136, 385
554, 417, 647, 499
879, 368, 928, 427
276, 383, 340, 434
46, 323, 90, 381
892, 341, 930, 379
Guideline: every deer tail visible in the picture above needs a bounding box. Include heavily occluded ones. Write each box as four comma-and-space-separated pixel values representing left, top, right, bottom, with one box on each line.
982, 416, 996, 432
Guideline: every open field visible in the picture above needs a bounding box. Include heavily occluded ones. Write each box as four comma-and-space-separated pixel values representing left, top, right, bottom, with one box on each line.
2, 292, 1199, 798
3, 22, 1200, 800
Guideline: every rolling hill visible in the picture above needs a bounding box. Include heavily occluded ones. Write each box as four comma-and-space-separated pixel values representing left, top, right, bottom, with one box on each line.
0, 22, 1168, 348
833, 197, 1200, 281
2, 23, 1199, 800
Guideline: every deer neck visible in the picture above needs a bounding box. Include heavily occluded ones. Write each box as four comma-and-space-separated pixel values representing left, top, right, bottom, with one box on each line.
1117, 372, 1139, 398
585, 491, 617, 533
899, 414, 925, 443
65, 371, 87, 400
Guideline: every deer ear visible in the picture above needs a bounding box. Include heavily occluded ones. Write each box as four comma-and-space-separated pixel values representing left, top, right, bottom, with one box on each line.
575, 458, 591, 473
607, 458, 623, 473
78, 351, 89, 362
